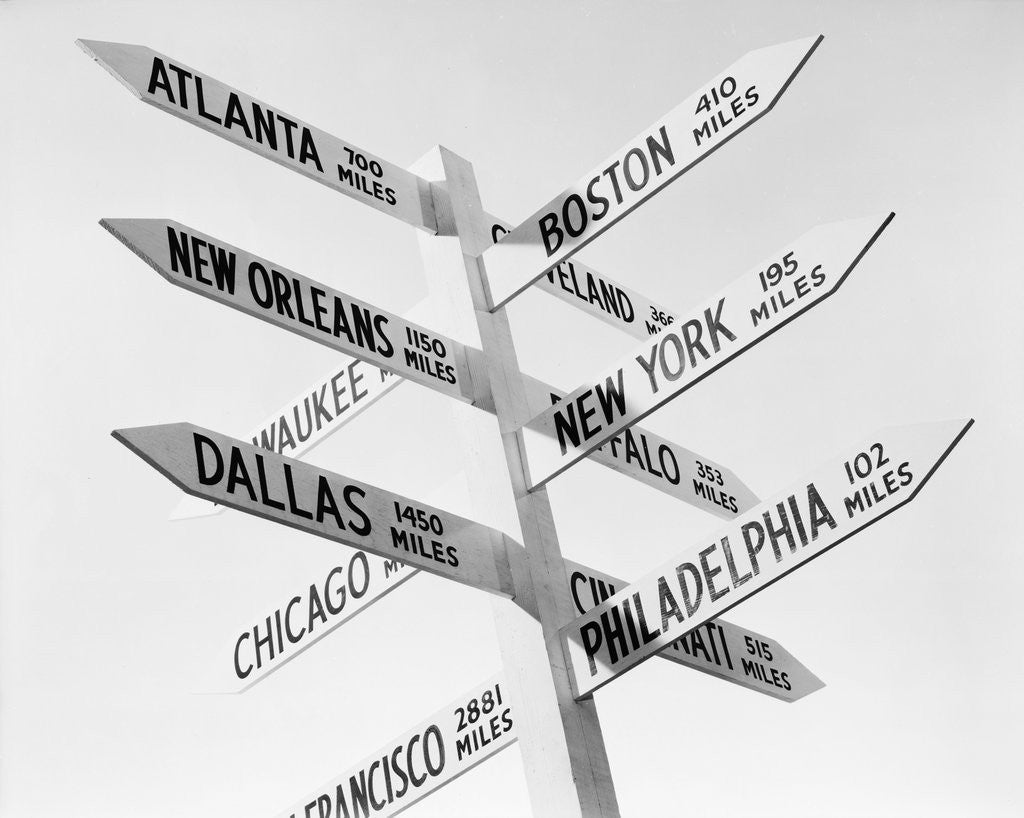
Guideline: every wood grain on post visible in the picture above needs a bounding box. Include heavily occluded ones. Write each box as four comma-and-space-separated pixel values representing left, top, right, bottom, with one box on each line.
412, 147, 620, 817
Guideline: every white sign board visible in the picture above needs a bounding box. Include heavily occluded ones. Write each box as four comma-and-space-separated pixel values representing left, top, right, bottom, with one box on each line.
564, 559, 823, 702
230, 554, 415, 691
480, 36, 823, 308
521, 375, 759, 518
561, 419, 973, 698
486, 215, 680, 341
78, 40, 437, 232
522, 214, 895, 489
224, 554, 818, 701
169, 342, 757, 523
275, 675, 516, 818
112, 423, 513, 597
102, 219, 476, 403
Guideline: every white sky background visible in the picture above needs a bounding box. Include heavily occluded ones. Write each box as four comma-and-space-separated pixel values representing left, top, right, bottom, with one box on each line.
2, 1, 1023, 815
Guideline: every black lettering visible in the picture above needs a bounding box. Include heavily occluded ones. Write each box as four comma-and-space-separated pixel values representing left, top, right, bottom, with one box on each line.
146, 58, 174, 101
194, 433, 224, 485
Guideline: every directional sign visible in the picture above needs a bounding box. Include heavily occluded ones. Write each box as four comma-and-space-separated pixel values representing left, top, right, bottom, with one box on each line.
101, 219, 477, 402
169, 332, 418, 520
561, 419, 973, 698
275, 675, 516, 818
167, 342, 757, 522
77, 40, 437, 232
112, 423, 514, 597
225, 553, 817, 701
223, 471, 462, 691
231, 553, 416, 691
521, 374, 759, 518
172, 366, 755, 523
564, 559, 822, 702
522, 214, 895, 489
486, 215, 679, 341
479, 36, 823, 308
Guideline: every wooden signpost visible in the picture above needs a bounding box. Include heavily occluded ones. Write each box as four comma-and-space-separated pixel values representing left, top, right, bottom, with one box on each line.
86, 33, 973, 818
230, 551, 416, 691
521, 214, 895, 489
479, 36, 823, 308
227, 543, 822, 700
486, 215, 681, 341
77, 40, 438, 232
102, 219, 479, 403
112, 423, 514, 597
169, 342, 407, 521
561, 420, 973, 697
563, 558, 823, 702
275, 675, 517, 818
521, 375, 760, 517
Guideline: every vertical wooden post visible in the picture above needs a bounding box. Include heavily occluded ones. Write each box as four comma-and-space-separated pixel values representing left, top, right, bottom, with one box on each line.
411, 146, 620, 818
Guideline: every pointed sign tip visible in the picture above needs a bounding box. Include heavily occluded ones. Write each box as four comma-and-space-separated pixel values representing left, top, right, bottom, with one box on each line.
110, 426, 141, 452
76, 39, 146, 99
111, 423, 198, 497
99, 218, 136, 240
76, 38, 120, 64
111, 423, 179, 458
76, 38, 132, 56
99, 219, 166, 274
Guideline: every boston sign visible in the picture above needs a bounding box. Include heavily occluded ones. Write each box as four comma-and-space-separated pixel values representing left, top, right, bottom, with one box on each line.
480, 36, 823, 308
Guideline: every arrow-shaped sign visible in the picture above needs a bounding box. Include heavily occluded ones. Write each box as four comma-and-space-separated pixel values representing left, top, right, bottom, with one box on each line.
479, 36, 823, 309
102, 218, 479, 403
561, 419, 973, 698
274, 674, 516, 818
485, 214, 680, 341
76, 35, 703, 343
112, 423, 514, 597
123, 216, 758, 520
225, 550, 821, 701
563, 559, 822, 702
522, 214, 895, 489
520, 374, 759, 518
77, 40, 437, 232
230, 553, 416, 691
169, 351, 405, 522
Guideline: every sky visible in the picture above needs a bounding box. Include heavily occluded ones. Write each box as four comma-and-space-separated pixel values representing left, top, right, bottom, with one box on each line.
1, 1, 1023, 816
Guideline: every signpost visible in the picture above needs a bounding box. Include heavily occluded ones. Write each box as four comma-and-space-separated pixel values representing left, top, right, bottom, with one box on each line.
521, 375, 760, 518
561, 420, 973, 698
170, 346, 411, 521
479, 36, 823, 308
521, 214, 895, 489
230, 552, 416, 691
112, 422, 514, 597
150, 266, 753, 519
102, 219, 479, 403
77, 40, 438, 232
83, 31, 974, 818
227, 546, 822, 700
274, 675, 517, 818
485, 214, 680, 341
78, 39, 685, 340
563, 559, 822, 702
